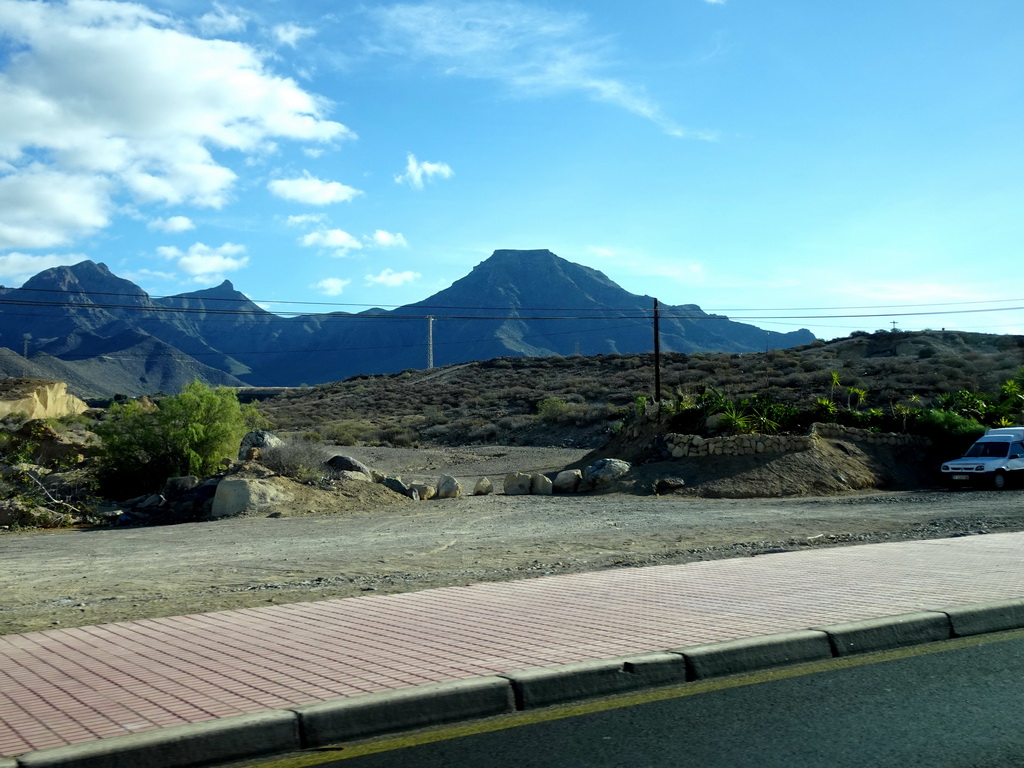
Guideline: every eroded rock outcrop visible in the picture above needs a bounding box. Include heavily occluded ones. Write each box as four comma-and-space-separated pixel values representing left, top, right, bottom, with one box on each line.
0, 379, 87, 421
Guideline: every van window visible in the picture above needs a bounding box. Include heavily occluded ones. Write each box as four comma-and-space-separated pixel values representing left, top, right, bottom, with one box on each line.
964, 441, 1010, 458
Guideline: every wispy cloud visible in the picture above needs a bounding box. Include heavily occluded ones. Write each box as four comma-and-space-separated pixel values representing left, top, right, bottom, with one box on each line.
300, 228, 363, 257
273, 23, 316, 48
395, 153, 454, 189
157, 241, 248, 282
148, 216, 195, 233
370, 1, 710, 139
269, 172, 363, 204
365, 268, 421, 287
370, 230, 409, 247
311, 277, 352, 296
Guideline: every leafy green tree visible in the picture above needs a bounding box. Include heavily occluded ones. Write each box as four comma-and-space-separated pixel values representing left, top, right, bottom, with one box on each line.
96, 381, 259, 496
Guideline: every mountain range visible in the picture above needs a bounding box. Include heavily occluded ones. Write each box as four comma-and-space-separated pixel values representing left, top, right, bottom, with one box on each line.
4, 249, 815, 398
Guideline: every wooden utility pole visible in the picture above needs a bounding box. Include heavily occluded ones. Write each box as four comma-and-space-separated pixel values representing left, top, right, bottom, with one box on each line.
427, 316, 434, 369
653, 298, 662, 402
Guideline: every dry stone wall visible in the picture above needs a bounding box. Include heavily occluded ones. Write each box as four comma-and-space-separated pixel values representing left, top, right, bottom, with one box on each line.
656, 423, 929, 460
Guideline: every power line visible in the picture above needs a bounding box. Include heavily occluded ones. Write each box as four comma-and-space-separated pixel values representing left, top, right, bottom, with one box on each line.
11, 284, 1024, 316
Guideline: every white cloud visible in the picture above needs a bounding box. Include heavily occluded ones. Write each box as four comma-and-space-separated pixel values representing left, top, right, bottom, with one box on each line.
148, 215, 195, 233
365, 268, 421, 287
0, 252, 85, 284
286, 213, 327, 227
0, 0, 353, 249
395, 153, 454, 190
269, 172, 363, 204
311, 277, 352, 296
158, 241, 248, 277
301, 228, 363, 257
197, 3, 248, 35
704, 0, 726, 4
122, 268, 176, 283
0, 168, 112, 248
371, 1, 707, 138
273, 23, 316, 48
370, 230, 408, 247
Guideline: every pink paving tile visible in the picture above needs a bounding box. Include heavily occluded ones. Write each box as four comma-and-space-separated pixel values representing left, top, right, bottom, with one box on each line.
3, 532, 1024, 757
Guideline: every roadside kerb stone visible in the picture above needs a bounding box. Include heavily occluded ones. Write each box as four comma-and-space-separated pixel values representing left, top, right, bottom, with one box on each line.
675, 630, 833, 680
501, 655, 684, 710
14, 710, 299, 768
942, 598, 1024, 637
293, 677, 515, 746
619, 652, 688, 687
815, 611, 952, 657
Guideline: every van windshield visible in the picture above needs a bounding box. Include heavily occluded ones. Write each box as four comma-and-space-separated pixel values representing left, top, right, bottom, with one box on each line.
964, 442, 1009, 458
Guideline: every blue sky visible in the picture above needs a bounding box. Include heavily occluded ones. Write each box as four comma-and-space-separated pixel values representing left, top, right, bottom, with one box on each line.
1, 0, 1022, 341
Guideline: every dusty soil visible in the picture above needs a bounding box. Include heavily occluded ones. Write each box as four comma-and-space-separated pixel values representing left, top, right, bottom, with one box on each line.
3, 444, 1020, 636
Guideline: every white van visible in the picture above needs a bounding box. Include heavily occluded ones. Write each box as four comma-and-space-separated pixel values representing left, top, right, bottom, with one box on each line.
940, 427, 1024, 489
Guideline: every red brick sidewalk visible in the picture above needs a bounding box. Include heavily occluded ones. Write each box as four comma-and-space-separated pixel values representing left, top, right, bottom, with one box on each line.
2, 532, 1023, 758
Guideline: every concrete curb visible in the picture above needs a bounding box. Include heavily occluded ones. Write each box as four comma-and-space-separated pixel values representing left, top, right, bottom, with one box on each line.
814, 611, 952, 656
674, 630, 833, 679
7, 602, 1024, 767
501, 653, 687, 709
294, 676, 515, 747
943, 598, 1024, 637
13, 710, 299, 768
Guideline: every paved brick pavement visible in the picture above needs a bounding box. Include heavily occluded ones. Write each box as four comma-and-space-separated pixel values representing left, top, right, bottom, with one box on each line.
2, 532, 1023, 758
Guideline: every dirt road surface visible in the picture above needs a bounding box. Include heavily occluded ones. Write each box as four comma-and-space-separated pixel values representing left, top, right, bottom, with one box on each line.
3, 446, 1021, 635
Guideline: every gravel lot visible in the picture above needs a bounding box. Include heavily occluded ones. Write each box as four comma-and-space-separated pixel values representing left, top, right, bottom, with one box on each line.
3, 445, 1022, 636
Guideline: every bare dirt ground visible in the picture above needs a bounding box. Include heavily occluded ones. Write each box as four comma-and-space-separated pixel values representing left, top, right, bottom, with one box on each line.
2, 444, 1021, 636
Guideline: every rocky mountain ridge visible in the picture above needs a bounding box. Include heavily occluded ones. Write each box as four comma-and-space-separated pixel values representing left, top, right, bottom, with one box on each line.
5, 249, 815, 397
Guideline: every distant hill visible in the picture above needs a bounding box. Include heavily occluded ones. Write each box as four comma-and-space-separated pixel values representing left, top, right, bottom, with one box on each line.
258, 328, 1024, 449
4, 249, 815, 397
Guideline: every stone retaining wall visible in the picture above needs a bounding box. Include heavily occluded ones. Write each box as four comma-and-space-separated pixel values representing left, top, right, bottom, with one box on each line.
657, 423, 930, 459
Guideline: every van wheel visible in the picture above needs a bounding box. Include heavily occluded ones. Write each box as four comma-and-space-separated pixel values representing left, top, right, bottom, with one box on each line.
992, 472, 1007, 490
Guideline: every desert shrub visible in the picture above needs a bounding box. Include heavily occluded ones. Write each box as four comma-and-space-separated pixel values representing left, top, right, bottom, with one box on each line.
1, 411, 28, 426
537, 397, 571, 423
321, 420, 376, 445
95, 381, 256, 497
261, 439, 331, 482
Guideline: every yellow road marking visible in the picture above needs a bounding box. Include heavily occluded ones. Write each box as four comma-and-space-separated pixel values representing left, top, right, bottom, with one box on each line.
240, 628, 1024, 767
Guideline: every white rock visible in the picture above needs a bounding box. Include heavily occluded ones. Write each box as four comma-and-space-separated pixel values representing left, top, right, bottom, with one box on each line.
436, 474, 462, 499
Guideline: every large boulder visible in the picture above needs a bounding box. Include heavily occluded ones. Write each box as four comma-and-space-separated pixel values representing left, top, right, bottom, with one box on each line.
210, 477, 293, 519
436, 474, 462, 499
582, 458, 631, 489
504, 472, 532, 495
410, 483, 436, 500
530, 473, 553, 495
237, 431, 282, 461
553, 469, 582, 494
473, 477, 494, 496
325, 455, 373, 477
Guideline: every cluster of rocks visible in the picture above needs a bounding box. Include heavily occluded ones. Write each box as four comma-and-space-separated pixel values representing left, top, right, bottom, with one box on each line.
369, 457, 633, 501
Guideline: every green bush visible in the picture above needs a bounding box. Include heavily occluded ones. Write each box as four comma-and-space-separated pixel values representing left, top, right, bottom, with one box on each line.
536, 397, 571, 423
911, 409, 986, 440
96, 381, 257, 497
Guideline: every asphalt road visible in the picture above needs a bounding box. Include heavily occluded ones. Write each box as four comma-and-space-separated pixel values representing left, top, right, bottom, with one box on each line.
235, 631, 1024, 768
